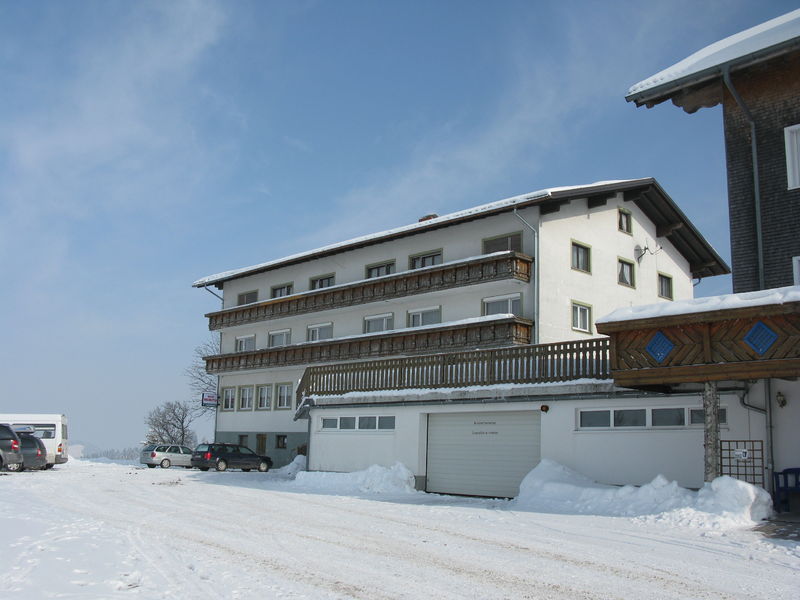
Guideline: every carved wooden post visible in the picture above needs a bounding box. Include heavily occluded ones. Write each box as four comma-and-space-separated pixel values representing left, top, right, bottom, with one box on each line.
703, 380, 721, 482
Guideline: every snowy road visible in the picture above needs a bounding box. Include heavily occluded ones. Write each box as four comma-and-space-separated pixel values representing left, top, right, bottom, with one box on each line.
1, 460, 798, 599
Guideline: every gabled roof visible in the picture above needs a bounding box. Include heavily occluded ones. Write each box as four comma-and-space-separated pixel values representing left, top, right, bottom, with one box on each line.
193, 178, 729, 288
626, 9, 800, 108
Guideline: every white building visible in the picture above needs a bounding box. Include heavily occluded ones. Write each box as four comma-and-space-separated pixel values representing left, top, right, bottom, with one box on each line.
194, 178, 727, 468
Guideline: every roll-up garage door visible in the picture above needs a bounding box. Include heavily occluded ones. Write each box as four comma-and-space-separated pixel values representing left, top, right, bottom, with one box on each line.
426, 411, 540, 498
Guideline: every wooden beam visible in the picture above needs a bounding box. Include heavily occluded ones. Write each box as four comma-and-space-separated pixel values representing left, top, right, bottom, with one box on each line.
611, 357, 800, 386
539, 200, 569, 215
587, 194, 612, 209
656, 222, 683, 237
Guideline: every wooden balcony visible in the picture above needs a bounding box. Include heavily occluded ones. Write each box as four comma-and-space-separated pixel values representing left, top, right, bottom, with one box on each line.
204, 315, 532, 374
206, 251, 532, 330
295, 338, 610, 404
596, 298, 800, 387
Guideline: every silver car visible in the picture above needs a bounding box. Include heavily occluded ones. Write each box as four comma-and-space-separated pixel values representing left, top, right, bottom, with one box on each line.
140, 444, 193, 469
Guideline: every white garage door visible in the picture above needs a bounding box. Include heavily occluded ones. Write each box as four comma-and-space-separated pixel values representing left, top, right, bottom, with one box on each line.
426, 410, 541, 498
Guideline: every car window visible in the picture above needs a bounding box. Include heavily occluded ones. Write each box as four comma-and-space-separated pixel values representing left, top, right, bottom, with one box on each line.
20, 436, 37, 449
142, 444, 156, 452
0, 425, 15, 440
195, 444, 209, 452
180, 446, 191, 454
226, 446, 239, 454
239, 447, 255, 455
155, 445, 168, 452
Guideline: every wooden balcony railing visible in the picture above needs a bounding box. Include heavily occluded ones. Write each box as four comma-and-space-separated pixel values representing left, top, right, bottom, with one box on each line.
206, 251, 531, 330
295, 337, 610, 405
205, 316, 532, 374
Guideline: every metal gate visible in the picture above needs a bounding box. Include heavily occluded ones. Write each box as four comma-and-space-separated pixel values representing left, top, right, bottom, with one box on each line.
720, 440, 765, 487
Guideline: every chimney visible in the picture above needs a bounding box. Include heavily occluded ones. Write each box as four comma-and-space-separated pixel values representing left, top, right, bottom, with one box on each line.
418, 213, 439, 222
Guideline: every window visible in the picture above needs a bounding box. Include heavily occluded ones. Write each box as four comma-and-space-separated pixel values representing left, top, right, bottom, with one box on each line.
271, 283, 293, 298
364, 313, 394, 333
221, 388, 235, 411
310, 274, 335, 290
618, 208, 632, 234
571, 242, 591, 273
268, 329, 291, 348
256, 433, 267, 454
658, 273, 673, 300
235, 335, 255, 352
483, 232, 522, 254
378, 416, 396, 430
689, 408, 728, 425
238, 386, 254, 410
339, 416, 356, 430
580, 410, 610, 428
618, 259, 635, 287
256, 385, 272, 410
651, 408, 685, 427
307, 323, 333, 342
322, 418, 338, 429
483, 293, 522, 316
358, 416, 377, 430
614, 409, 646, 427
793, 256, 800, 285
571, 302, 591, 333
409, 250, 442, 269
785, 124, 800, 189
276, 383, 292, 409
275, 435, 287, 449
366, 261, 395, 279
408, 307, 441, 328
237, 290, 258, 306
238, 434, 249, 447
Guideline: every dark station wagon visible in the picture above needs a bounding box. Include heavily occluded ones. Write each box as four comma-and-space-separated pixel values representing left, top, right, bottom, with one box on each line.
191, 443, 272, 472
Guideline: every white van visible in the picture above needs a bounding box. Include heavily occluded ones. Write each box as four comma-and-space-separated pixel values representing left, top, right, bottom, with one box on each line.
0, 414, 68, 468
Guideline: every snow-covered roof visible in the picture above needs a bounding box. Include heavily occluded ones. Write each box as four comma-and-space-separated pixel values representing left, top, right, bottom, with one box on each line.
194, 177, 727, 287
597, 285, 800, 325
627, 9, 800, 104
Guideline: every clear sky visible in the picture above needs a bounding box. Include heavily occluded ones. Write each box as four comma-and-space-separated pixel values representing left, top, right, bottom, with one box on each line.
1, 1, 794, 450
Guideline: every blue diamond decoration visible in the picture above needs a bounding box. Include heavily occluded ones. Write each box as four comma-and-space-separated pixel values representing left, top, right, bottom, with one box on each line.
743, 321, 778, 356
646, 331, 674, 364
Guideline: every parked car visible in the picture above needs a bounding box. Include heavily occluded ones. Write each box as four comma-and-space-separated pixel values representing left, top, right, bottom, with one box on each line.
18, 433, 47, 470
140, 444, 194, 469
0, 423, 23, 472
191, 443, 272, 472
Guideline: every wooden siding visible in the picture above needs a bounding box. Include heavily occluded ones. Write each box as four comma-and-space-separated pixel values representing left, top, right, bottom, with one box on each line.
597, 302, 800, 386
205, 316, 533, 374
206, 252, 532, 330
296, 338, 610, 402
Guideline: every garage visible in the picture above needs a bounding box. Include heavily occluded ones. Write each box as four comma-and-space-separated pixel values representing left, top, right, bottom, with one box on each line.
425, 410, 541, 498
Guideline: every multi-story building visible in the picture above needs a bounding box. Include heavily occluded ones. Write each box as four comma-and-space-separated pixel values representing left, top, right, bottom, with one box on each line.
194, 178, 727, 467
626, 9, 800, 292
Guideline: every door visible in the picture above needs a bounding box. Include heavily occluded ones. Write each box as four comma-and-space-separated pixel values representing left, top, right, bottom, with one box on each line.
426, 410, 541, 498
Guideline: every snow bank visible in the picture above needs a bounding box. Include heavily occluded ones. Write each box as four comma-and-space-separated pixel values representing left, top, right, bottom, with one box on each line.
513, 460, 771, 529
292, 462, 418, 495
271, 455, 307, 477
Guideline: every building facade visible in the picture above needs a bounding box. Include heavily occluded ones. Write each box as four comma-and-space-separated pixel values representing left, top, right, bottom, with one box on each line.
194, 178, 727, 467
626, 9, 800, 293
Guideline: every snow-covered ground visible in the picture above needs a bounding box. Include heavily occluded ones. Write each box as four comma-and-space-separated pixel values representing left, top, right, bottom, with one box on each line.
1, 458, 797, 599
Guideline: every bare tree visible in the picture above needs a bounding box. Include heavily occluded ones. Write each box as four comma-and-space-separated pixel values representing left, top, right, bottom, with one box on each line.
185, 334, 220, 415
145, 401, 201, 446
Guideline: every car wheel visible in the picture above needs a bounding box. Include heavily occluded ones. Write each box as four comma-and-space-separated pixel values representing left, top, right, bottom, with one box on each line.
215, 459, 228, 472
199, 467, 209, 471
147, 463, 156, 469
160, 459, 171, 469
6, 462, 23, 472
44, 463, 54, 470
242, 468, 251, 472
258, 460, 269, 473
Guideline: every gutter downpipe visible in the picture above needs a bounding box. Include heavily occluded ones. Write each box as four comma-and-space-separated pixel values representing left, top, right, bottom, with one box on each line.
203, 284, 224, 442
722, 67, 774, 488
513, 208, 540, 344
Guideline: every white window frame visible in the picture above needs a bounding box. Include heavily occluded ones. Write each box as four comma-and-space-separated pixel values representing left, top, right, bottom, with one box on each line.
320, 415, 396, 432
238, 386, 254, 411
571, 301, 591, 333
409, 249, 443, 270
237, 290, 258, 306
221, 387, 236, 411
276, 383, 292, 410
307, 322, 333, 342
271, 283, 294, 298
235, 335, 255, 352
785, 124, 800, 190
577, 406, 727, 430
482, 232, 523, 254
268, 329, 291, 348
364, 313, 394, 334
793, 256, 800, 285
310, 274, 335, 290
256, 385, 272, 410
365, 260, 395, 279
482, 293, 522, 316
408, 306, 442, 328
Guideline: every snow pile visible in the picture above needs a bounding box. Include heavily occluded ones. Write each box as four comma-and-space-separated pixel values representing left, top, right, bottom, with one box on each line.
293, 462, 418, 495
513, 460, 771, 529
271, 454, 307, 477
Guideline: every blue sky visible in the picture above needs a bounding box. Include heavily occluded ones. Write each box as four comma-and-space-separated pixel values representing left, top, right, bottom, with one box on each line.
0, 1, 794, 449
